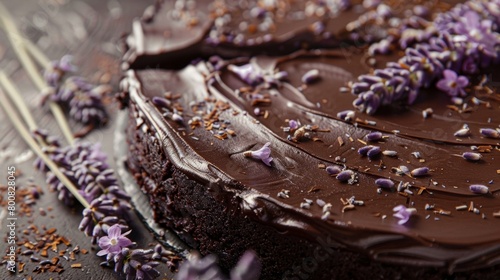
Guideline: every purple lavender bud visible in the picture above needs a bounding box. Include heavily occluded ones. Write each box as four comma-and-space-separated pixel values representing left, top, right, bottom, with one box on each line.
228, 64, 264, 86
375, 178, 394, 190
374, 69, 393, 80
469, 184, 489, 194
370, 82, 386, 94
359, 75, 382, 84
336, 110, 355, 121
410, 167, 429, 177
152, 97, 171, 108
353, 97, 364, 107
382, 150, 398, 157
301, 69, 320, 84
289, 119, 299, 130
365, 131, 383, 142
422, 108, 433, 119
358, 145, 374, 156
479, 128, 500, 139
454, 127, 470, 137
336, 170, 354, 182
365, 94, 381, 115
351, 82, 370, 94
393, 205, 416, 225
326, 165, 342, 175
171, 113, 183, 123
254, 108, 261, 116
367, 146, 381, 159
462, 152, 482, 161
368, 39, 391, 55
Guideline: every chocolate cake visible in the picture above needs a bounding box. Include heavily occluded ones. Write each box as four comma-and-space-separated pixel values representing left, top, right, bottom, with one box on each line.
120, 0, 500, 279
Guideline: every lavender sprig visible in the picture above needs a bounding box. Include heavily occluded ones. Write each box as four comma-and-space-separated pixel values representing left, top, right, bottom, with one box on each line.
349, 1, 500, 114
30, 130, 180, 279
34, 131, 128, 206
41, 55, 110, 126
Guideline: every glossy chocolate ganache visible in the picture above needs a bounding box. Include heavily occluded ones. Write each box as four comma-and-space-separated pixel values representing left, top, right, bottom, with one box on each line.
121, 0, 500, 278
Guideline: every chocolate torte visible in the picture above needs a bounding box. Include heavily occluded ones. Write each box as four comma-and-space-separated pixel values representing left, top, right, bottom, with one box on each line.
120, 0, 500, 279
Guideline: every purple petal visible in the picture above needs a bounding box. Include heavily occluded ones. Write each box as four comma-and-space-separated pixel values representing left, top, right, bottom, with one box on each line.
436, 79, 449, 92
98, 236, 111, 249
107, 224, 121, 238
442, 69, 457, 80
262, 156, 273, 166
117, 236, 133, 247
456, 76, 469, 87
96, 249, 109, 256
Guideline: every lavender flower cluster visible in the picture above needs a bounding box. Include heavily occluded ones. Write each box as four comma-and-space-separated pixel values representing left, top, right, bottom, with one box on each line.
350, 0, 500, 114
43, 55, 109, 125
32, 129, 181, 279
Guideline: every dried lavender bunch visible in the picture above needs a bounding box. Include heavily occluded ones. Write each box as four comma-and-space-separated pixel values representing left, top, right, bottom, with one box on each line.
33, 130, 129, 208
53, 76, 110, 125
32, 130, 179, 279
349, 0, 500, 114
43, 56, 110, 125
175, 250, 261, 280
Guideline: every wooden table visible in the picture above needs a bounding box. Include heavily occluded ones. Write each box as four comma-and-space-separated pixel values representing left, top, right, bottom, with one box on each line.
0, 1, 175, 279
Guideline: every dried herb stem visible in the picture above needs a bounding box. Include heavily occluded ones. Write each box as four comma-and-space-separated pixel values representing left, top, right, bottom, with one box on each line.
0, 87, 90, 208
0, 71, 38, 131
0, 2, 74, 145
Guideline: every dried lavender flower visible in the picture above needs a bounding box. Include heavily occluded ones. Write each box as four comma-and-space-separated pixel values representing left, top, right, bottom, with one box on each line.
337, 110, 355, 121
375, 178, 394, 190
410, 167, 429, 177
228, 64, 263, 86
336, 170, 354, 182
97, 224, 133, 257
288, 119, 299, 130
301, 69, 320, 84
462, 152, 482, 161
454, 127, 471, 137
243, 142, 273, 166
469, 184, 489, 194
365, 131, 383, 142
393, 205, 417, 225
358, 145, 374, 156
325, 165, 342, 175
152, 96, 171, 108
479, 128, 500, 139
367, 146, 381, 159
382, 150, 398, 157
436, 70, 469, 97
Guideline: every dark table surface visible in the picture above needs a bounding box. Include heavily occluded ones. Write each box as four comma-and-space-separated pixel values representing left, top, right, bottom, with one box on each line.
0, 1, 177, 279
